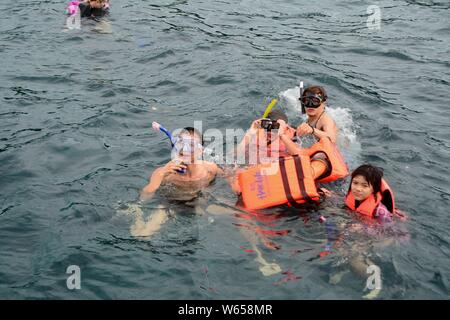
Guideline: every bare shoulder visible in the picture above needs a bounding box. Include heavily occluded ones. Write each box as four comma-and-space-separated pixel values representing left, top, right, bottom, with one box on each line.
319, 113, 337, 130
203, 160, 219, 171
323, 112, 337, 125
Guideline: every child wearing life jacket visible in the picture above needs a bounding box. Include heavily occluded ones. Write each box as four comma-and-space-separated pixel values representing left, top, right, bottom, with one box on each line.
327, 164, 408, 299
345, 164, 399, 222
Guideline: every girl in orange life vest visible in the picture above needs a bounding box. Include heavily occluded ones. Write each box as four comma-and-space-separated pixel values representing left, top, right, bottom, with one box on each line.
345, 164, 399, 222
328, 165, 409, 299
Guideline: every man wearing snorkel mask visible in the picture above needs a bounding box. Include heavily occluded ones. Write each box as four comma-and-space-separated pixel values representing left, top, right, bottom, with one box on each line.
296, 85, 338, 144
128, 128, 221, 237
140, 127, 221, 202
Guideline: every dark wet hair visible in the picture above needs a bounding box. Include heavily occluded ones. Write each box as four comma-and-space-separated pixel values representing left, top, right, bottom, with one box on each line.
348, 164, 384, 200
267, 109, 288, 123
302, 85, 328, 102
180, 127, 204, 145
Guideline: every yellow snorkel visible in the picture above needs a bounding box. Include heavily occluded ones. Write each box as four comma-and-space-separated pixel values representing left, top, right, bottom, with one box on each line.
262, 99, 278, 119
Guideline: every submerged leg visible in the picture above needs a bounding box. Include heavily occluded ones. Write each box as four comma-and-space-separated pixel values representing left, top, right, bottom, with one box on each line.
206, 204, 282, 276
131, 209, 168, 237
253, 245, 282, 276
241, 225, 281, 276
348, 254, 381, 299
121, 203, 169, 237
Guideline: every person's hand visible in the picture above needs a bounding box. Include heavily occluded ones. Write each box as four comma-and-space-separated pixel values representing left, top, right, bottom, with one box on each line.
297, 122, 314, 137
319, 187, 333, 197
394, 209, 408, 221
247, 119, 261, 135
163, 160, 187, 175
277, 119, 288, 137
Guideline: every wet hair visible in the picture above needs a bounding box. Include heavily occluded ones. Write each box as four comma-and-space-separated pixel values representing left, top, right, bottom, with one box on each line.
267, 109, 288, 123
89, 0, 106, 4
348, 164, 384, 200
180, 127, 204, 145
302, 85, 327, 102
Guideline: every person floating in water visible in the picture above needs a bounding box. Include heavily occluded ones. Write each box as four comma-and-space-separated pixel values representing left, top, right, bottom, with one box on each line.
345, 164, 407, 222
235, 109, 297, 166
276, 85, 343, 185
125, 127, 221, 237
225, 109, 298, 276
329, 164, 408, 299
80, 0, 109, 18
67, 0, 110, 19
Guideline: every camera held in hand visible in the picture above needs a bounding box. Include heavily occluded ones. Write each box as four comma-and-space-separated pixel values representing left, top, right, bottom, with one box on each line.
260, 118, 280, 131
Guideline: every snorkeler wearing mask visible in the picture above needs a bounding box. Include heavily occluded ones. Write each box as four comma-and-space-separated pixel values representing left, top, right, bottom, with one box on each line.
140, 127, 221, 202
124, 127, 221, 238
297, 85, 338, 144
235, 109, 297, 166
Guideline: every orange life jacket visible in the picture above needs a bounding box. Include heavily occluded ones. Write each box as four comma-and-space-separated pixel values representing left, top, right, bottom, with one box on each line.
238, 137, 348, 210
238, 153, 320, 210
299, 137, 349, 183
345, 179, 395, 218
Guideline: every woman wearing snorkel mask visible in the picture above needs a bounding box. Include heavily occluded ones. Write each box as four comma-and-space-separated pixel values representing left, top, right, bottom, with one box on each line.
236, 109, 297, 166
297, 86, 338, 144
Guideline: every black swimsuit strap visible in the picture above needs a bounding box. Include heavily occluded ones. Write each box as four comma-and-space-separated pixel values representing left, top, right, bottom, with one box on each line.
308, 111, 325, 129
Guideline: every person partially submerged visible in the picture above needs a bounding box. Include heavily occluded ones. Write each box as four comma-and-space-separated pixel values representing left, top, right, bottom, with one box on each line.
297, 85, 338, 144
327, 164, 409, 299
140, 127, 220, 202
235, 109, 297, 166
126, 127, 221, 237
78, 0, 110, 18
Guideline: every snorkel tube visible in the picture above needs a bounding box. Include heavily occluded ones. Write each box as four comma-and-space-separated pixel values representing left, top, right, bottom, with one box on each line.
152, 121, 175, 147
152, 121, 188, 174
299, 81, 305, 114
262, 99, 278, 119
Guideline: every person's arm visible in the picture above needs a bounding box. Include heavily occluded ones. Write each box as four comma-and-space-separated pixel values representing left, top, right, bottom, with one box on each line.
317, 117, 338, 143
205, 161, 224, 177
140, 161, 187, 201
227, 170, 242, 195
236, 120, 259, 158
278, 120, 302, 155
297, 117, 338, 143
214, 163, 225, 177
